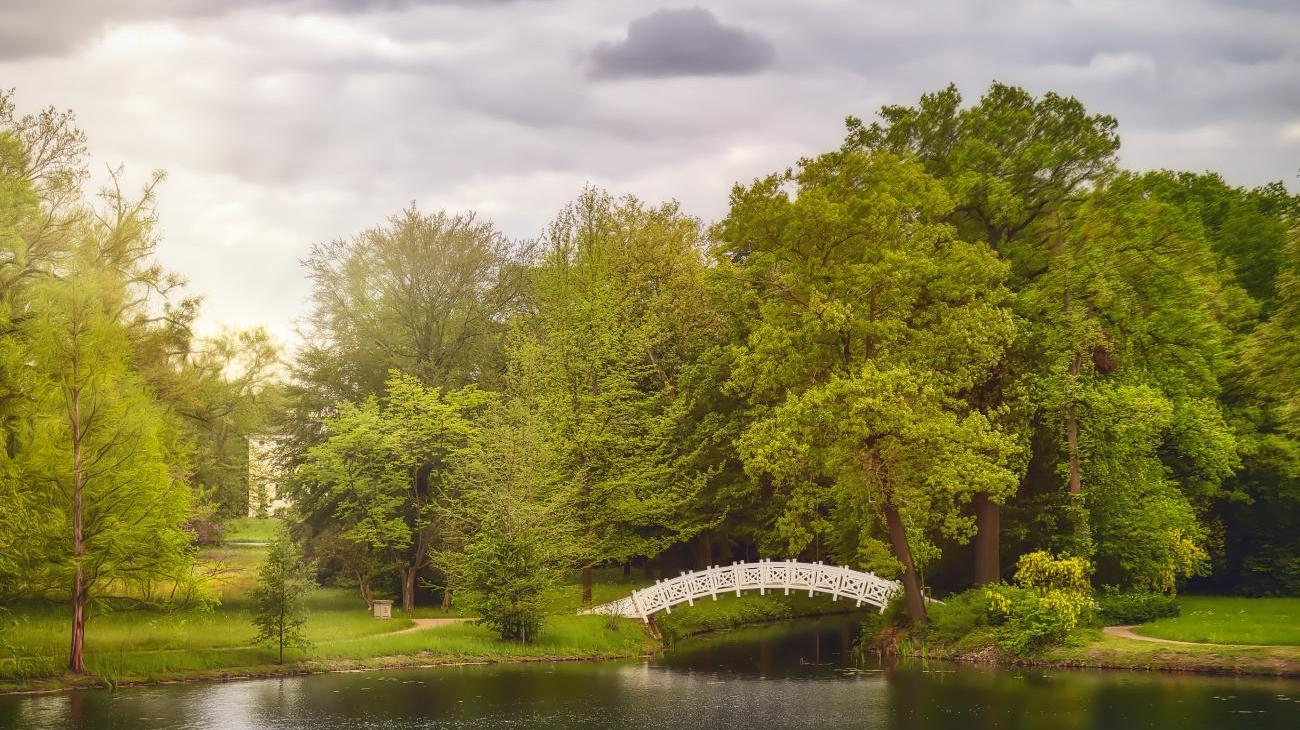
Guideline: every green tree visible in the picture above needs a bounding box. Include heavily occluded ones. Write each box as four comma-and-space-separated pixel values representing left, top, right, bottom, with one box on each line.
442, 358, 576, 641
251, 530, 313, 664
289, 206, 525, 454
718, 149, 1021, 621
524, 189, 713, 603
297, 371, 489, 611
847, 82, 1120, 583
19, 263, 194, 673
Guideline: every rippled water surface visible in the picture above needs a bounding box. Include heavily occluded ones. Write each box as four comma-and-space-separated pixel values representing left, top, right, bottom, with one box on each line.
2, 615, 1296, 729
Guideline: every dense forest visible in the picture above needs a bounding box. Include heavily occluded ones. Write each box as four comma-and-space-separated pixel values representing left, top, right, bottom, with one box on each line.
1, 82, 1297, 661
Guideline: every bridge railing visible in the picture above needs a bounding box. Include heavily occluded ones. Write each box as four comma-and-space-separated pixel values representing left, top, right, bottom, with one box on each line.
581, 559, 901, 621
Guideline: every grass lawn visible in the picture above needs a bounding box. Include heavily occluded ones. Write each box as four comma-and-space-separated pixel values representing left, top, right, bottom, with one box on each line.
1133, 596, 1300, 646
222, 516, 284, 543
1046, 629, 1300, 677
0, 554, 658, 691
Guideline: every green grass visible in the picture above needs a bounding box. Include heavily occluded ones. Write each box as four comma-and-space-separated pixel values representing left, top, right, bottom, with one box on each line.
1133, 596, 1300, 646
1045, 629, 1300, 677
654, 590, 877, 643
222, 516, 284, 543
0, 557, 660, 691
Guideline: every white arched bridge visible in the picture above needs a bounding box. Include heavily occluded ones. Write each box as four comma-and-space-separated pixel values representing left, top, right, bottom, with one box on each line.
581, 559, 902, 622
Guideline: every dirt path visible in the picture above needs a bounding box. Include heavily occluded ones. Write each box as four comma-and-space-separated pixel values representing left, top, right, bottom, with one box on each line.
1102, 625, 1274, 648
386, 617, 470, 636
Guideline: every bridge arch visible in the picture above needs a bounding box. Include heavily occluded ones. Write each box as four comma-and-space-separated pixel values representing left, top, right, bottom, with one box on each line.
581, 559, 901, 622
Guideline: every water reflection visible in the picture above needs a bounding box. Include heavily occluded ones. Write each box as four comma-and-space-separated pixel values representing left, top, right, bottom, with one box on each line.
0, 615, 1295, 730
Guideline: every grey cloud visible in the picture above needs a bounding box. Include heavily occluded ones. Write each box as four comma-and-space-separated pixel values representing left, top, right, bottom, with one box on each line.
0, 0, 527, 59
589, 7, 774, 79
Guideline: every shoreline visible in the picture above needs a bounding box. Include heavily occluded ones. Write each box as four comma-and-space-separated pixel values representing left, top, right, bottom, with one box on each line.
0, 646, 657, 697
7, 615, 1300, 696
888, 630, 1300, 680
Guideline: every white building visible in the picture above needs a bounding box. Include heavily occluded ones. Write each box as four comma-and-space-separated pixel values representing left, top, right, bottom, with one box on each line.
248, 435, 290, 517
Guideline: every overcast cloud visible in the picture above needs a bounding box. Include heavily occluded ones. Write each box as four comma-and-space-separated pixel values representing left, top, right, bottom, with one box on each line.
1, 0, 1296, 346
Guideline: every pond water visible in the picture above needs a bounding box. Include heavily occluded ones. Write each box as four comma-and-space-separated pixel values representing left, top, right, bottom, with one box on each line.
2, 614, 1296, 729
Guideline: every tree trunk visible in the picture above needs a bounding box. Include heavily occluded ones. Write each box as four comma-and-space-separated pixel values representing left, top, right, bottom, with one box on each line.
581, 565, 593, 606
357, 574, 374, 609
69, 382, 86, 674
622, 561, 631, 577
69, 568, 85, 673
695, 531, 712, 569
400, 568, 417, 612
972, 492, 1000, 585
882, 497, 927, 623
440, 587, 451, 612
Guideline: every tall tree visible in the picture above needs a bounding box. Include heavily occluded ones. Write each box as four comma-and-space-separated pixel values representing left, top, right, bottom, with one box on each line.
441, 353, 576, 642
718, 149, 1021, 621
292, 206, 524, 426
847, 83, 1120, 583
297, 371, 489, 611
524, 189, 713, 603
20, 261, 194, 673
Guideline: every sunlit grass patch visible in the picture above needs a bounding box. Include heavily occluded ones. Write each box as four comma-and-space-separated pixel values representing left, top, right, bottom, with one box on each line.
1134, 596, 1300, 645
222, 517, 284, 543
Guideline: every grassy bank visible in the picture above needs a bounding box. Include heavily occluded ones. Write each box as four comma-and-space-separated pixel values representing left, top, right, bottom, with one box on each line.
654, 591, 878, 643
900, 594, 1300, 678
0, 530, 656, 694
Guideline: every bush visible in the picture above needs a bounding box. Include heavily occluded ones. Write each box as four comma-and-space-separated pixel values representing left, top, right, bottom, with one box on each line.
983, 552, 1097, 656
993, 588, 1087, 654
1097, 588, 1179, 624
922, 588, 996, 644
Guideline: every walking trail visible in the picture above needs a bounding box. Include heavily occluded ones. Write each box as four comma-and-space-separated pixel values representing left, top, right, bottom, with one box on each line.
387, 617, 470, 636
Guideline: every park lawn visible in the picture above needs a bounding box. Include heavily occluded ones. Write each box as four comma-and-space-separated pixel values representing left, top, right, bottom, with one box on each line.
1132, 596, 1300, 646
1046, 628, 1300, 677
222, 516, 284, 543
0, 556, 663, 691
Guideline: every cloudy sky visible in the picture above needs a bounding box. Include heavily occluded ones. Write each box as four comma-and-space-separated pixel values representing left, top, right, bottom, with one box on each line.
2, 0, 1297, 345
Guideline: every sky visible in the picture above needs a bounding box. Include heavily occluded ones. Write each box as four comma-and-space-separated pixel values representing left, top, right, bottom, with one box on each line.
2, 0, 1298, 346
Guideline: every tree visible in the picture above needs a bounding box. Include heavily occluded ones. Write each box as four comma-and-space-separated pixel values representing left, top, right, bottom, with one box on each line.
524, 189, 714, 603
847, 82, 1121, 584
251, 530, 313, 664
19, 261, 194, 673
441, 358, 576, 641
297, 370, 489, 611
718, 150, 1021, 621
290, 206, 526, 449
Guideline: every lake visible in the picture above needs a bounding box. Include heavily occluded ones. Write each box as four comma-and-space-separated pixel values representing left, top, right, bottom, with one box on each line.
2, 614, 1296, 729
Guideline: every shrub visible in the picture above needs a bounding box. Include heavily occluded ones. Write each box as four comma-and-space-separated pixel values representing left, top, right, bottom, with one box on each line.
1097, 588, 1179, 624
983, 551, 1097, 656
922, 588, 997, 644
1014, 550, 1092, 594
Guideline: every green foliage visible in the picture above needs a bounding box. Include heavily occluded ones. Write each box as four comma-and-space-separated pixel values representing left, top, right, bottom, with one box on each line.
718, 145, 1020, 616
984, 552, 1097, 655
296, 370, 490, 609
920, 588, 998, 644
992, 588, 1085, 655
250, 531, 314, 663
441, 394, 576, 642
1013, 550, 1093, 594
1097, 588, 1180, 625
524, 189, 717, 574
